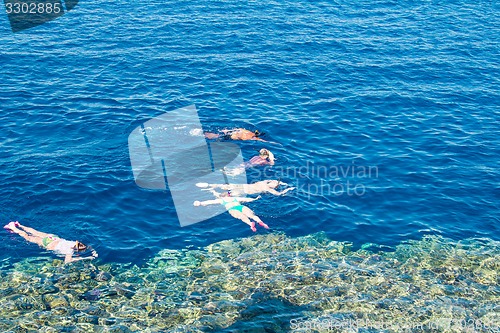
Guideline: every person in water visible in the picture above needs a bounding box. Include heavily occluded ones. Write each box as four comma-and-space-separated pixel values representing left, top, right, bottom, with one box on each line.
204, 128, 271, 142
193, 192, 269, 232
197, 179, 295, 197
246, 148, 275, 166
4, 221, 98, 264
223, 148, 276, 176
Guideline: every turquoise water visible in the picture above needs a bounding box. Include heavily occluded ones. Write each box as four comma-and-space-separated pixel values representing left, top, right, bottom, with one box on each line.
0, 0, 499, 331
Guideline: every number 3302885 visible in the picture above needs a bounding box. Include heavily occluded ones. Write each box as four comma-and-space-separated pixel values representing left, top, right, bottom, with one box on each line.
5, 2, 62, 14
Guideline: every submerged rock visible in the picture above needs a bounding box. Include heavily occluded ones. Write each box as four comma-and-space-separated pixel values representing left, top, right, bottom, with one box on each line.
0, 233, 499, 333
79, 288, 103, 301
95, 271, 113, 282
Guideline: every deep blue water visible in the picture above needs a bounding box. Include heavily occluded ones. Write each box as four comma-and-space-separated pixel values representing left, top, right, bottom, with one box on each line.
0, 0, 498, 265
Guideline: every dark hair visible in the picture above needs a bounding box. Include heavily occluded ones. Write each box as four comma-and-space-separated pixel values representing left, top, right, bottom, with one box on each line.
75, 241, 88, 252
254, 130, 265, 137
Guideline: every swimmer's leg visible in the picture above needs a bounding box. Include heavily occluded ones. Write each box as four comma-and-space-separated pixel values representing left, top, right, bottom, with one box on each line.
228, 209, 256, 232
8, 225, 44, 246
15, 223, 54, 238
222, 166, 245, 177
200, 184, 231, 190
242, 207, 269, 229
197, 184, 234, 191
214, 184, 232, 190
204, 132, 220, 139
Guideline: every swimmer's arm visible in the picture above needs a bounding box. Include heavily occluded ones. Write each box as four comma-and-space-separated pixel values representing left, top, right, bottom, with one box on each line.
201, 188, 221, 197
203, 183, 226, 189
64, 254, 72, 264
267, 189, 283, 196
251, 137, 280, 145
268, 187, 296, 196
64, 251, 98, 264
65, 257, 94, 264
236, 195, 261, 202
195, 199, 222, 206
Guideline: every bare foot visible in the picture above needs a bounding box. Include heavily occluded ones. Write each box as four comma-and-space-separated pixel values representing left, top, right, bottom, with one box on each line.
258, 221, 269, 229
250, 222, 257, 232
3, 222, 17, 232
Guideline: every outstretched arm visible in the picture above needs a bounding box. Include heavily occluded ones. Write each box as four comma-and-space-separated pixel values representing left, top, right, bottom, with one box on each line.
251, 137, 280, 144
202, 188, 225, 198
267, 187, 295, 196
194, 199, 222, 206
65, 250, 98, 264
65, 256, 94, 264
196, 183, 231, 190
236, 195, 261, 203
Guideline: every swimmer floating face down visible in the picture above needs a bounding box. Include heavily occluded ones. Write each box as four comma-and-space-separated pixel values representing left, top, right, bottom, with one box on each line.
3, 221, 98, 264
193, 191, 269, 232
196, 179, 295, 196
203, 128, 278, 144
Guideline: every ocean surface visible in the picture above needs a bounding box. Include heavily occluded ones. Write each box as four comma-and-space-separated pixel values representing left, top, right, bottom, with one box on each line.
0, 0, 499, 332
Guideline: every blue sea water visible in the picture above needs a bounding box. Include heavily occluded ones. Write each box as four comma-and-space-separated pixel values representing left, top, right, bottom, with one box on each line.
0, 0, 499, 268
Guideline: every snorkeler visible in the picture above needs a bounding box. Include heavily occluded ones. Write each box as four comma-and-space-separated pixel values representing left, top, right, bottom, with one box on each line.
3, 221, 98, 264
193, 192, 269, 232
247, 148, 275, 166
222, 148, 276, 176
196, 179, 295, 197
204, 128, 273, 143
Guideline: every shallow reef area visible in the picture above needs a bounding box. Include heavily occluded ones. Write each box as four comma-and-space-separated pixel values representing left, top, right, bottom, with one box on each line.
0, 232, 499, 332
